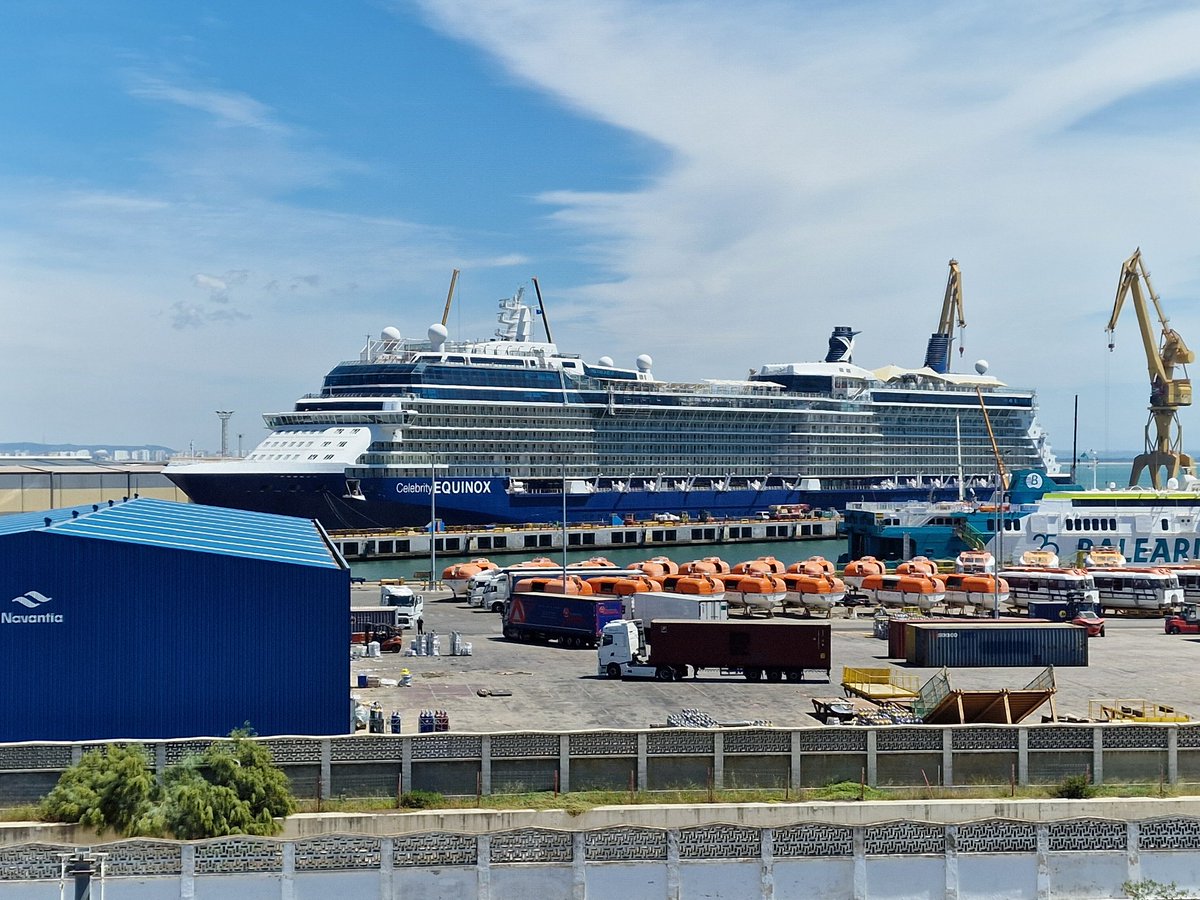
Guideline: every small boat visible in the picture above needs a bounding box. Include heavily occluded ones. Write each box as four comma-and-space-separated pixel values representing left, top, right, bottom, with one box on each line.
585, 574, 663, 597
1084, 547, 1127, 568
1019, 549, 1060, 568
569, 556, 618, 569
679, 557, 731, 575
860, 572, 946, 611
942, 573, 1009, 611
732, 555, 787, 576
895, 556, 939, 577
441, 557, 499, 596
517, 557, 559, 568
725, 574, 788, 616
513, 575, 594, 595
954, 550, 995, 575
843, 556, 887, 589
632, 556, 680, 579
659, 573, 726, 599
780, 571, 847, 613
787, 556, 836, 576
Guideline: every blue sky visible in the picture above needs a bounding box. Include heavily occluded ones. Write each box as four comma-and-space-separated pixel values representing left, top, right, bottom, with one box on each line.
4, 1, 1200, 461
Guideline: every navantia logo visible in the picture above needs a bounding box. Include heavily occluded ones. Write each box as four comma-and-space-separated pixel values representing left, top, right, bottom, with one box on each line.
3, 591, 64, 624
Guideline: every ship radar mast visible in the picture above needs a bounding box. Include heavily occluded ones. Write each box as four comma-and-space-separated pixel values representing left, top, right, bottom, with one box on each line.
1106, 248, 1195, 488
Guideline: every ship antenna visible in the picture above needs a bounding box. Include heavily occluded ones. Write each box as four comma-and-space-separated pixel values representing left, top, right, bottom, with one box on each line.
441, 268, 460, 327
531, 276, 555, 344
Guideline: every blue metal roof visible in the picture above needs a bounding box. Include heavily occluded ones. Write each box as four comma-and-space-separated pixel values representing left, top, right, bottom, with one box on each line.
0, 498, 344, 568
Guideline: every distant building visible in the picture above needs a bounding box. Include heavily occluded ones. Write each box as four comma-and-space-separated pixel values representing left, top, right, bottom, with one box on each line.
0, 459, 185, 514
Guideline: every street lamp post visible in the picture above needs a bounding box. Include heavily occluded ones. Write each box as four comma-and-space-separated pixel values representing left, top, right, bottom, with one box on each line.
429, 456, 438, 590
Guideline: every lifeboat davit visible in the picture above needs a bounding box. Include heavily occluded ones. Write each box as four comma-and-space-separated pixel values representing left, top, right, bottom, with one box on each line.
842, 556, 887, 589
513, 575, 595, 595
788, 556, 835, 576
860, 572, 946, 611
942, 573, 1009, 611
732, 556, 786, 576
726, 574, 787, 616
632, 556, 680, 579
441, 558, 499, 596
586, 574, 662, 596
679, 557, 731, 575
895, 556, 939, 577
780, 571, 847, 613
660, 573, 726, 599
954, 551, 995, 575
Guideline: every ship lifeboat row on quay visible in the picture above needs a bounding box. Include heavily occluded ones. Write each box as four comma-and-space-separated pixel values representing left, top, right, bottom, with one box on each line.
731, 556, 787, 576
954, 550, 995, 575
842, 556, 887, 588
513, 575, 594, 595
941, 573, 1009, 611
679, 557, 731, 575
441, 557, 499, 596
787, 556, 836, 576
726, 574, 788, 616
585, 574, 663, 597
780, 571, 847, 613
859, 572, 946, 611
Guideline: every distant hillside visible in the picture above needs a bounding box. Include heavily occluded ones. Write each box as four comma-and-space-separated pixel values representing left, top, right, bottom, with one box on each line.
0, 442, 176, 455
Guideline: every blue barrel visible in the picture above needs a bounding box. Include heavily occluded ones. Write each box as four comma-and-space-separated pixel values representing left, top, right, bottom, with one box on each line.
357, 673, 368, 688
390, 712, 402, 734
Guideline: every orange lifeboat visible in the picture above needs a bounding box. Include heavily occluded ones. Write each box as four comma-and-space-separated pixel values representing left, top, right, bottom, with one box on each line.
660, 573, 726, 598
679, 557, 731, 575
569, 556, 618, 569
942, 573, 1009, 611
632, 556, 680, 579
441, 557, 499, 596
780, 571, 847, 613
895, 556, 939, 577
732, 556, 786, 576
518, 557, 559, 568
726, 574, 787, 615
586, 574, 662, 596
513, 575, 595, 595
842, 556, 887, 588
860, 572, 945, 611
788, 556, 835, 576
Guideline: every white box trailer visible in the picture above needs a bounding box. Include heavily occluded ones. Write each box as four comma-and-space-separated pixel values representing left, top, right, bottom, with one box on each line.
622, 591, 727, 624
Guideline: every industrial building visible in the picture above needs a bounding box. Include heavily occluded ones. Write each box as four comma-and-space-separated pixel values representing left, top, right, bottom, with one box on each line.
0, 498, 349, 741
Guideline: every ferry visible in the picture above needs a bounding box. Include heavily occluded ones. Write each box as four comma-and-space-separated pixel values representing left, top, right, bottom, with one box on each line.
165, 284, 1061, 529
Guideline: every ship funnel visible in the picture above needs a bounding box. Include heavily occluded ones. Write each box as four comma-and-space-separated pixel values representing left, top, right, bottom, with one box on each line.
825, 326, 859, 363
923, 334, 951, 373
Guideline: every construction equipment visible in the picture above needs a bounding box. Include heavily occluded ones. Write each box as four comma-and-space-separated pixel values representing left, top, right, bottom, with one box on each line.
923, 259, 965, 373
1106, 249, 1195, 487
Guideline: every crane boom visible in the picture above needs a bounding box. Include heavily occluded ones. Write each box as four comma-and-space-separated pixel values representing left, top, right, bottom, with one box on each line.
923, 259, 965, 373
1105, 248, 1194, 487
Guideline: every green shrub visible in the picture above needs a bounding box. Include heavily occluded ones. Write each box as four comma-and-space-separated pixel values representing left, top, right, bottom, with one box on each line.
399, 790, 445, 809
1055, 774, 1096, 799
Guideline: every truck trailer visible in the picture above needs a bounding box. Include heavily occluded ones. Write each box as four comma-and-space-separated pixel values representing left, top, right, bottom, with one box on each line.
470, 566, 639, 612
502, 591, 625, 648
623, 591, 728, 624
599, 618, 831, 682
351, 606, 405, 632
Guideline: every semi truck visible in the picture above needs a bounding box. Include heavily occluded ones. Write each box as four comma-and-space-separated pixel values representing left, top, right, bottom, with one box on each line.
380, 584, 423, 628
599, 618, 831, 682
470, 566, 639, 611
622, 591, 727, 624
501, 591, 625, 648
1028, 598, 1106, 637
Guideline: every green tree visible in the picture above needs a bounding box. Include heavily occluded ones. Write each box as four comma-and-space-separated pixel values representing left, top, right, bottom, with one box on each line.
39, 730, 295, 839
38, 744, 158, 836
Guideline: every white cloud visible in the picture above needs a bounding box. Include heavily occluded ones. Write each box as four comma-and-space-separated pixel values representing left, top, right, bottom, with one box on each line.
126, 74, 287, 132
411, 0, 1200, 454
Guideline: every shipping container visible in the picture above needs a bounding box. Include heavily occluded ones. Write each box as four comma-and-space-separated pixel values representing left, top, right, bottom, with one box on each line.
906, 622, 1088, 668
0, 498, 349, 741
647, 618, 831, 681
351, 606, 405, 630
886, 616, 1038, 659
623, 591, 727, 623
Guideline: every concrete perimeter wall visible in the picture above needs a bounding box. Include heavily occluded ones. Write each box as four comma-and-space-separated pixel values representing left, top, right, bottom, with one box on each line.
4, 798, 1200, 899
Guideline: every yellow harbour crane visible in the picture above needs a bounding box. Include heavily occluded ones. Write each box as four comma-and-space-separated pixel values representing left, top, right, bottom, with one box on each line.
922, 258, 965, 374
1106, 248, 1194, 488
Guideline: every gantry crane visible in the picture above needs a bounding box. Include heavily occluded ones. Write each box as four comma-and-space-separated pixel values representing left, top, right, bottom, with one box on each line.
922, 259, 965, 374
1106, 248, 1194, 488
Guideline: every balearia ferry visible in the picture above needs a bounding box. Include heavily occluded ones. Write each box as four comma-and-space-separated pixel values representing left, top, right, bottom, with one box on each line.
167, 286, 1061, 529
843, 469, 1200, 568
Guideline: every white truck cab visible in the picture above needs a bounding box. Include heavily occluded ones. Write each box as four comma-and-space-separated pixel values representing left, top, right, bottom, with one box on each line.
598, 620, 658, 679
380, 584, 424, 628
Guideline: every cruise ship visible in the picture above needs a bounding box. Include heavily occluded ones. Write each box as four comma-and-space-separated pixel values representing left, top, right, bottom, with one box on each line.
166, 286, 1062, 529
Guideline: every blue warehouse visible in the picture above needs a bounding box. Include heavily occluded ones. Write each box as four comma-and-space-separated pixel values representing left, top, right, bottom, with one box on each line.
0, 498, 349, 741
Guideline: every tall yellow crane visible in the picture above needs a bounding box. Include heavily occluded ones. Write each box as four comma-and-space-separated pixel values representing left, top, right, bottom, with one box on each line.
922, 258, 965, 374
1106, 248, 1194, 488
